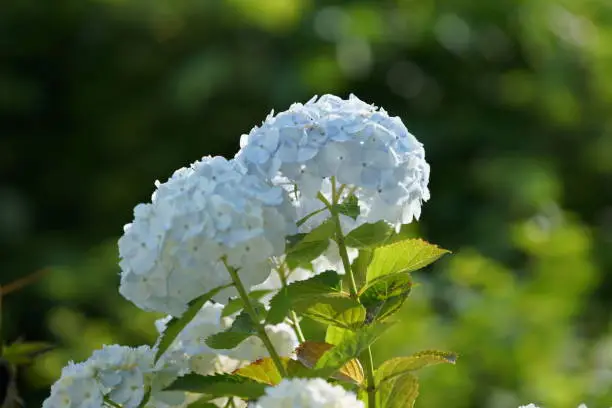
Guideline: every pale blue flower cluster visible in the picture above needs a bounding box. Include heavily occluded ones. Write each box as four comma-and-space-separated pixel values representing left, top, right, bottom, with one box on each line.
118, 156, 295, 316
236, 94, 430, 229
42, 345, 153, 408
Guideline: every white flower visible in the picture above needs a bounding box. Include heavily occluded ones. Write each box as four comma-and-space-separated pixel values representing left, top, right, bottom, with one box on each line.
42, 362, 103, 408
155, 302, 298, 369
236, 94, 430, 231
230, 323, 298, 361
90, 345, 153, 407
154, 302, 237, 375
42, 345, 154, 408
152, 302, 294, 408
119, 156, 296, 316
252, 378, 364, 408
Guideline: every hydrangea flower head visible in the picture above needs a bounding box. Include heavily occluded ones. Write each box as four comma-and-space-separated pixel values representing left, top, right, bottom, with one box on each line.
118, 156, 296, 316
42, 345, 154, 408
252, 378, 364, 408
236, 94, 430, 230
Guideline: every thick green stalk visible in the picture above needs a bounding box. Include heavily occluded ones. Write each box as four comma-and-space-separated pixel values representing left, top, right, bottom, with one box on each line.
225, 264, 288, 377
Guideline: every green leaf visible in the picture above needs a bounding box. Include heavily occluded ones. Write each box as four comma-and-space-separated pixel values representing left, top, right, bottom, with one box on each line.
233, 357, 285, 385
295, 341, 365, 385
375, 350, 457, 384
376, 373, 419, 408
303, 302, 366, 329
313, 323, 393, 376
205, 310, 255, 350
155, 285, 230, 362
286, 358, 314, 378
325, 326, 351, 346
222, 290, 271, 317
266, 270, 347, 324
285, 220, 336, 269
366, 239, 450, 283
345, 221, 395, 248
360, 273, 412, 324
351, 249, 374, 289
164, 373, 267, 399
2, 342, 54, 365
332, 194, 360, 220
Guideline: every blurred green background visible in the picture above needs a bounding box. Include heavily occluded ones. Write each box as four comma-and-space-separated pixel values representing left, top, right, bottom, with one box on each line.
1, 0, 612, 406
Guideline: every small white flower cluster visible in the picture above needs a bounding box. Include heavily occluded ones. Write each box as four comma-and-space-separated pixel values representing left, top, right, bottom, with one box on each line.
155, 302, 298, 372
43, 303, 298, 408
253, 378, 363, 408
42, 345, 153, 408
237, 94, 430, 230
118, 156, 295, 316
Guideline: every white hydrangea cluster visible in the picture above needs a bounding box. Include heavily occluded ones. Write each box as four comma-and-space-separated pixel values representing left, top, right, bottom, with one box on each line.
236, 94, 430, 230
42, 345, 154, 408
150, 302, 296, 408
118, 156, 296, 316
252, 378, 364, 408
43, 301, 296, 408
155, 301, 298, 371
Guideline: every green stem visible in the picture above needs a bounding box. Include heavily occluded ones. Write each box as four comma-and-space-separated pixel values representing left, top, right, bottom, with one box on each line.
276, 263, 306, 343
104, 397, 122, 408
225, 262, 288, 377
290, 310, 306, 343
332, 211, 359, 299
136, 389, 150, 408
362, 348, 377, 408
296, 207, 328, 228
329, 179, 377, 408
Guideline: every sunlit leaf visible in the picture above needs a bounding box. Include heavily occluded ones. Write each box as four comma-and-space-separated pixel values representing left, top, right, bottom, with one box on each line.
360, 273, 412, 324
351, 249, 374, 290
325, 326, 351, 346
266, 271, 349, 324
377, 373, 419, 408
345, 221, 395, 248
306, 323, 393, 381
233, 357, 285, 385
376, 350, 457, 384
366, 239, 449, 283
296, 341, 364, 385
303, 302, 366, 329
